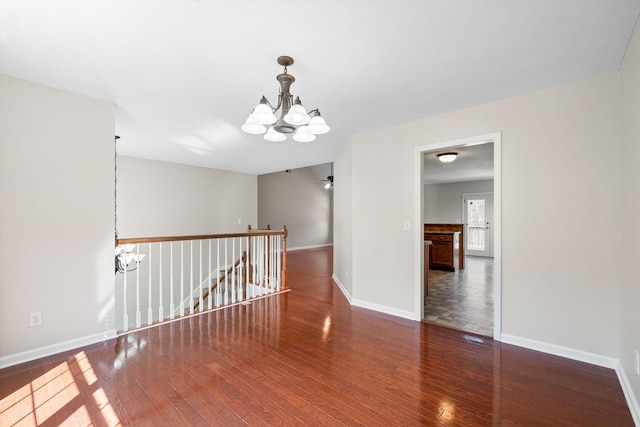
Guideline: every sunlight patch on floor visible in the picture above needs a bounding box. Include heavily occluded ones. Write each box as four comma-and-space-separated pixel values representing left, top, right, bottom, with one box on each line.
0, 351, 122, 426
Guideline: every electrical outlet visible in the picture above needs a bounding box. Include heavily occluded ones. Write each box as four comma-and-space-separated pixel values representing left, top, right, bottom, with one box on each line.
635, 350, 640, 375
29, 312, 42, 327
237, 218, 242, 225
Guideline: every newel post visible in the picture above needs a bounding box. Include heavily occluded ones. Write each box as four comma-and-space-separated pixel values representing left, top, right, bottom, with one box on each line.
281, 225, 288, 290
247, 225, 253, 284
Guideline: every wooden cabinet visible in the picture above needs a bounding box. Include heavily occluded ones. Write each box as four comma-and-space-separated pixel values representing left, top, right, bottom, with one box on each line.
424, 241, 431, 299
423, 224, 465, 269
424, 232, 459, 272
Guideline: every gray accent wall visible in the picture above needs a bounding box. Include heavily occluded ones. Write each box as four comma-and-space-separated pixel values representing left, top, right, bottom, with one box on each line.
258, 167, 333, 249
117, 156, 257, 237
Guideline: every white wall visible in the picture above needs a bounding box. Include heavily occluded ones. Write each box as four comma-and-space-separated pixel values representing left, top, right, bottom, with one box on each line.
342, 72, 621, 359
423, 184, 440, 223
333, 141, 353, 297
0, 75, 115, 363
117, 156, 257, 237
424, 180, 494, 223
258, 167, 332, 249
619, 18, 640, 420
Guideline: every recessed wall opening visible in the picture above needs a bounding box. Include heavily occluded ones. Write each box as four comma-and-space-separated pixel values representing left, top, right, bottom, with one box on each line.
414, 133, 502, 340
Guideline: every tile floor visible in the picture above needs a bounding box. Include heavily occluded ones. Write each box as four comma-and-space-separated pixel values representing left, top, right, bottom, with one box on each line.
424, 256, 494, 336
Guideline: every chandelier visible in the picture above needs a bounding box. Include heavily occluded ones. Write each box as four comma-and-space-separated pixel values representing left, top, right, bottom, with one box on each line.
242, 56, 330, 142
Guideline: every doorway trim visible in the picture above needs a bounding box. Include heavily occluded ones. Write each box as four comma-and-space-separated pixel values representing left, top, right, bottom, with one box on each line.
414, 132, 502, 340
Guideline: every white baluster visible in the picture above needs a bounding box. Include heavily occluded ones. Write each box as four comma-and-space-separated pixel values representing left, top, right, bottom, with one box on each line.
122, 256, 128, 332
224, 238, 228, 305
216, 239, 220, 307
170, 242, 174, 320
148, 244, 153, 325
274, 235, 278, 289
269, 235, 273, 289
238, 237, 243, 302
180, 241, 184, 317
190, 241, 194, 313
252, 237, 257, 289
199, 240, 203, 311
263, 236, 267, 288
273, 236, 280, 291
270, 236, 275, 291
253, 236, 258, 287
264, 235, 268, 287
208, 239, 212, 309
246, 236, 251, 298
255, 236, 260, 286
266, 235, 270, 289
272, 236, 275, 281
276, 235, 282, 290
135, 245, 141, 328
274, 235, 279, 290
231, 238, 236, 303
158, 243, 163, 322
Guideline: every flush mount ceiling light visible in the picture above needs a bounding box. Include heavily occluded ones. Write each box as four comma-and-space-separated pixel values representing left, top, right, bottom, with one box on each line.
242, 56, 330, 142
437, 152, 458, 163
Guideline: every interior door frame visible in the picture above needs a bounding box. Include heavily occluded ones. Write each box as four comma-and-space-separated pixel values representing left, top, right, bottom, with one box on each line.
414, 132, 502, 340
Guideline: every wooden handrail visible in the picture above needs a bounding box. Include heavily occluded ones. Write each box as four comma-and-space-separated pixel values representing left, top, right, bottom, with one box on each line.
116, 226, 287, 245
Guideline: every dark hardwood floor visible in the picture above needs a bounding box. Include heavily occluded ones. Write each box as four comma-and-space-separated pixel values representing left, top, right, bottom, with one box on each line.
425, 256, 494, 336
1, 247, 633, 426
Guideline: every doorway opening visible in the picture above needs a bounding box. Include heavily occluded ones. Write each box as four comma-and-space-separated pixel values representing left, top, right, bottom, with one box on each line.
414, 133, 502, 340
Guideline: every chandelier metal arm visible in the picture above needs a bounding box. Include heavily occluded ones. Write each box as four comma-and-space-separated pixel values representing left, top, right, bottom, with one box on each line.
260, 95, 279, 113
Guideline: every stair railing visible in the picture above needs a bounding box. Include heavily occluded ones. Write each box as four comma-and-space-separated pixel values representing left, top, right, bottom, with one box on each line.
115, 226, 288, 333
194, 251, 246, 311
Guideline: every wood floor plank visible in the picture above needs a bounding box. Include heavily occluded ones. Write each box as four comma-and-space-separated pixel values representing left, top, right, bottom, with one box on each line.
0, 247, 634, 426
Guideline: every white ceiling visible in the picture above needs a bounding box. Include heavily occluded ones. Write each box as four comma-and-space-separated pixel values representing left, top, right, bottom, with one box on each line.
1, 1, 639, 175
424, 142, 494, 185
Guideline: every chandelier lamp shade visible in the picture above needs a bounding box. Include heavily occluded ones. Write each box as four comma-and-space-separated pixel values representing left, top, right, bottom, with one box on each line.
242, 56, 330, 142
